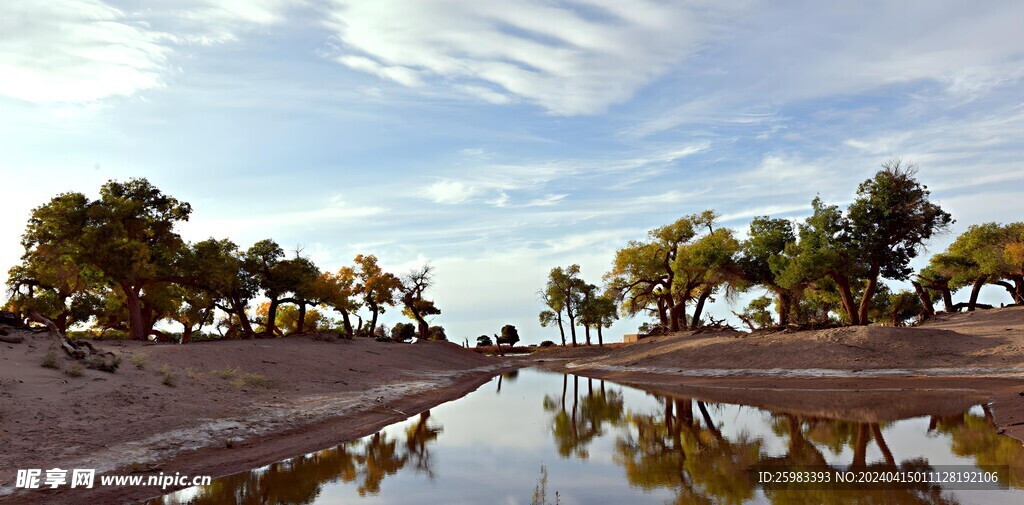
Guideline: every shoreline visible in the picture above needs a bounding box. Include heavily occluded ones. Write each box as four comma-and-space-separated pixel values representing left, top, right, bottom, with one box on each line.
531, 358, 1024, 443
5, 362, 517, 505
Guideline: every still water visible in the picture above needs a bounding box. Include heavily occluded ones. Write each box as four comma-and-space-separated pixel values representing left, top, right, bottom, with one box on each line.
158, 368, 1024, 504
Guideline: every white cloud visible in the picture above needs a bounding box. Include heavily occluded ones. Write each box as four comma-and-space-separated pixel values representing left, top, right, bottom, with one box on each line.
0, 1, 172, 103
424, 180, 482, 205
0, 0, 298, 104
321, 0, 748, 115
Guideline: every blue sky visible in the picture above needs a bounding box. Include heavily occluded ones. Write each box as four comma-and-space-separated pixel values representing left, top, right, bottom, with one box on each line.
1, 1, 1023, 343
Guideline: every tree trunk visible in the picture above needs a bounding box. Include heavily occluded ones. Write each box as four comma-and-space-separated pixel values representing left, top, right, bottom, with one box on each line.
122, 284, 146, 341
182, 325, 193, 344
266, 299, 280, 336
556, 313, 566, 346
911, 281, 935, 319
656, 297, 668, 326
829, 273, 861, 325
777, 291, 791, 327
1012, 275, 1024, 304
940, 287, 954, 312
852, 423, 869, 467
584, 324, 591, 346
597, 325, 603, 347
690, 289, 711, 330
994, 280, 1019, 304
340, 310, 354, 338
568, 316, 578, 346
368, 300, 379, 335
870, 423, 896, 466
666, 295, 680, 332
968, 277, 986, 311
297, 302, 306, 334
857, 264, 881, 326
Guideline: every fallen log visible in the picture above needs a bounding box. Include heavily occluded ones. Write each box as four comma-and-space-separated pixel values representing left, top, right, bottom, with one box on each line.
0, 334, 24, 344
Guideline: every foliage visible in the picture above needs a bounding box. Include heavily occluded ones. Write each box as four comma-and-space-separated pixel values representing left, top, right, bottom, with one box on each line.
476, 335, 493, 347
391, 322, 416, 342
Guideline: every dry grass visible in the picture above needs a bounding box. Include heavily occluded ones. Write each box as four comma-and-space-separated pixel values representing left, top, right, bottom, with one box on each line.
130, 353, 148, 370
212, 365, 274, 389
64, 363, 84, 377
158, 364, 177, 387
41, 350, 59, 369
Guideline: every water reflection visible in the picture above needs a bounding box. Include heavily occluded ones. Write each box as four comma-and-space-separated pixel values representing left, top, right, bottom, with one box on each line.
158, 369, 1024, 505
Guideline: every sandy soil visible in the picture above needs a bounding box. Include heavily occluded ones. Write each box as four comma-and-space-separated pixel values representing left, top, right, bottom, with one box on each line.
532, 305, 1024, 371
0, 333, 508, 504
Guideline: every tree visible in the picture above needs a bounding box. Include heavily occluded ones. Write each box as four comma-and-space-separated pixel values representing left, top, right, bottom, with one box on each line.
682, 227, 742, 329
427, 325, 447, 341
186, 238, 257, 337
932, 223, 1024, 309
166, 283, 214, 344
318, 266, 361, 339
244, 239, 289, 336
391, 322, 416, 342
846, 159, 951, 324
605, 212, 717, 333
18, 179, 192, 340
736, 296, 775, 331
353, 254, 402, 336
401, 265, 439, 339
577, 284, 619, 346
775, 197, 864, 325
590, 292, 618, 347
496, 324, 520, 349
738, 217, 799, 326
545, 265, 585, 346
476, 335, 493, 347
538, 283, 568, 346
279, 255, 322, 334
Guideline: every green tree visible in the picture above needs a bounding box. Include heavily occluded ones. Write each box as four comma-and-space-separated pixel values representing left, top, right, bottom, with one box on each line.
427, 325, 447, 341
391, 322, 416, 342
476, 335, 492, 347
539, 282, 568, 346
738, 216, 799, 326
18, 179, 192, 340
244, 239, 290, 336
846, 159, 952, 324
185, 238, 257, 337
545, 265, 586, 346
497, 324, 520, 349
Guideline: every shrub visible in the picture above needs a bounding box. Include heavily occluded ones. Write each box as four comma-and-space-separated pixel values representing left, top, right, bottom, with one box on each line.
131, 353, 147, 370
64, 363, 84, 377
41, 351, 59, 369
540, 340, 555, 347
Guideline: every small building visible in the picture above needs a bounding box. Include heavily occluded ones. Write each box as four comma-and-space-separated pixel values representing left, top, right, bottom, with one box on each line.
622, 333, 642, 343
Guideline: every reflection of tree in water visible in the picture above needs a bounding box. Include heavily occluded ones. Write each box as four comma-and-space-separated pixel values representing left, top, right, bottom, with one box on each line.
614, 396, 762, 505
542, 375, 625, 459
762, 415, 959, 505
933, 407, 1024, 487
174, 410, 442, 504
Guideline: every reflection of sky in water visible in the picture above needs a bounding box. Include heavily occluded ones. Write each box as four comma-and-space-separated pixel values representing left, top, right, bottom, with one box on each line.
160, 369, 1024, 505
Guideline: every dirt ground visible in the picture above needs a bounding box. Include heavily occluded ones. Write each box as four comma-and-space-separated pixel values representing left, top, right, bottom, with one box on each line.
532, 306, 1024, 371
0, 333, 508, 504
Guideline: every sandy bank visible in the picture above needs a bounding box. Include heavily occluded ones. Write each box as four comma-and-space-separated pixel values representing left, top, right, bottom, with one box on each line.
0, 333, 509, 504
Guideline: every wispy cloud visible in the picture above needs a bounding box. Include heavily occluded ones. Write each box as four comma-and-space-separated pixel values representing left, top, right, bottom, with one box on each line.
320, 0, 748, 115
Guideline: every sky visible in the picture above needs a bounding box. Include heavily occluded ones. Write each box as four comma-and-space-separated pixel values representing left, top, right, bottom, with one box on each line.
1, 1, 1023, 344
